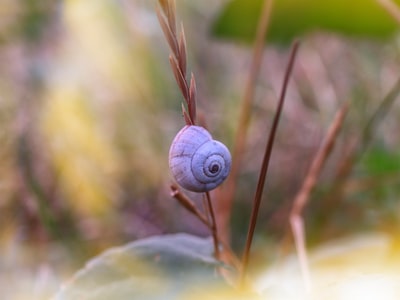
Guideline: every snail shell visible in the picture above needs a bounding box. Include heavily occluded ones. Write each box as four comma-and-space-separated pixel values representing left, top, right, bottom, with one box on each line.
169, 125, 231, 192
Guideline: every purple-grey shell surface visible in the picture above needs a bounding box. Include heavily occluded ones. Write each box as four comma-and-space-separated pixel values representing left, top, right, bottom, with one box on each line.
169, 126, 231, 192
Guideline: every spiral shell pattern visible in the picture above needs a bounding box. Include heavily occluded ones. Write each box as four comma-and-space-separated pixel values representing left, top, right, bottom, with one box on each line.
169, 126, 231, 192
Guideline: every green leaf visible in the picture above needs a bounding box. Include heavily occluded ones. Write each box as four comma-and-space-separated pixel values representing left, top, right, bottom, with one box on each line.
55, 234, 229, 300
362, 147, 400, 175
212, 0, 400, 45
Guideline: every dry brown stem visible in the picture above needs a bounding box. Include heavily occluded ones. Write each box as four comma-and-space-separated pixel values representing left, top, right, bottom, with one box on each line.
376, 0, 400, 24
170, 184, 209, 226
240, 40, 300, 287
217, 0, 275, 248
319, 75, 400, 225
157, 0, 197, 125
170, 184, 241, 268
289, 103, 349, 292
205, 191, 220, 259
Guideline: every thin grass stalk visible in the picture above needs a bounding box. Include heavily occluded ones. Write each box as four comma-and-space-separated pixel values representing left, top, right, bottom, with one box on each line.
289, 103, 349, 291
290, 104, 349, 218
171, 184, 241, 269
205, 191, 220, 259
218, 0, 275, 246
157, 0, 197, 125
240, 40, 300, 286
170, 184, 210, 226
377, 0, 400, 24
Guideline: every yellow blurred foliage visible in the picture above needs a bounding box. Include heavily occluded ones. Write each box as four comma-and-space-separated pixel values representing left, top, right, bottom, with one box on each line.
256, 233, 400, 299
41, 85, 119, 216
63, 0, 152, 98
61, 0, 167, 193
37, 0, 170, 217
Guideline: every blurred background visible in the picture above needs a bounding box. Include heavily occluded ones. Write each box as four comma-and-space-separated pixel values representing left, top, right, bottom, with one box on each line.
1, 0, 400, 299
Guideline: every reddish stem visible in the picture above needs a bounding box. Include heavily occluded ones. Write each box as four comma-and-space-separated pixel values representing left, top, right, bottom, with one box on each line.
205, 191, 220, 259
240, 40, 300, 286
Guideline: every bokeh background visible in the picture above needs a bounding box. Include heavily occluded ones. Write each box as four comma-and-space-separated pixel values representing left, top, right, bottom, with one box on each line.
1, 0, 400, 299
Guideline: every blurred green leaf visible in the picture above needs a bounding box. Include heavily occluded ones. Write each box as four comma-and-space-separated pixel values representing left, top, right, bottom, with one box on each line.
212, 0, 400, 44
363, 147, 400, 174
55, 234, 230, 300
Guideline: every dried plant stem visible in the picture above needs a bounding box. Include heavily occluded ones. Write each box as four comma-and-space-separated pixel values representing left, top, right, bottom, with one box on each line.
290, 104, 349, 221
218, 0, 274, 246
202, 196, 241, 269
170, 184, 210, 226
171, 184, 242, 265
289, 103, 348, 292
319, 75, 400, 224
376, 0, 400, 24
231, 0, 274, 172
157, 0, 197, 125
205, 191, 220, 259
240, 40, 300, 286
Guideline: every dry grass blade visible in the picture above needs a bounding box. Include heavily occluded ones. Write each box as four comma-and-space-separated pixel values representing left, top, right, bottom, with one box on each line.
159, 0, 169, 14
189, 73, 197, 124
158, 0, 176, 36
169, 55, 190, 102
178, 23, 187, 77
240, 40, 300, 286
229, 0, 274, 179
156, 7, 179, 57
167, 0, 177, 35
289, 103, 348, 292
291, 103, 349, 216
170, 184, 209, 226
170, 186, 238, 267
377, 0, 400, 24
157, 0, 197, 125
217, 0, 275, 248
205, 191, 220, 259
181, 103, 192, 125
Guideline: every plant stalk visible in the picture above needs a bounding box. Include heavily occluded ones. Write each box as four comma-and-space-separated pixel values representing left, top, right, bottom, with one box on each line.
240, 40, 300, 286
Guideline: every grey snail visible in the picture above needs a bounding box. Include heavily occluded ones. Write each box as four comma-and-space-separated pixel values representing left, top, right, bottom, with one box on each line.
169, 125, 232, 192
